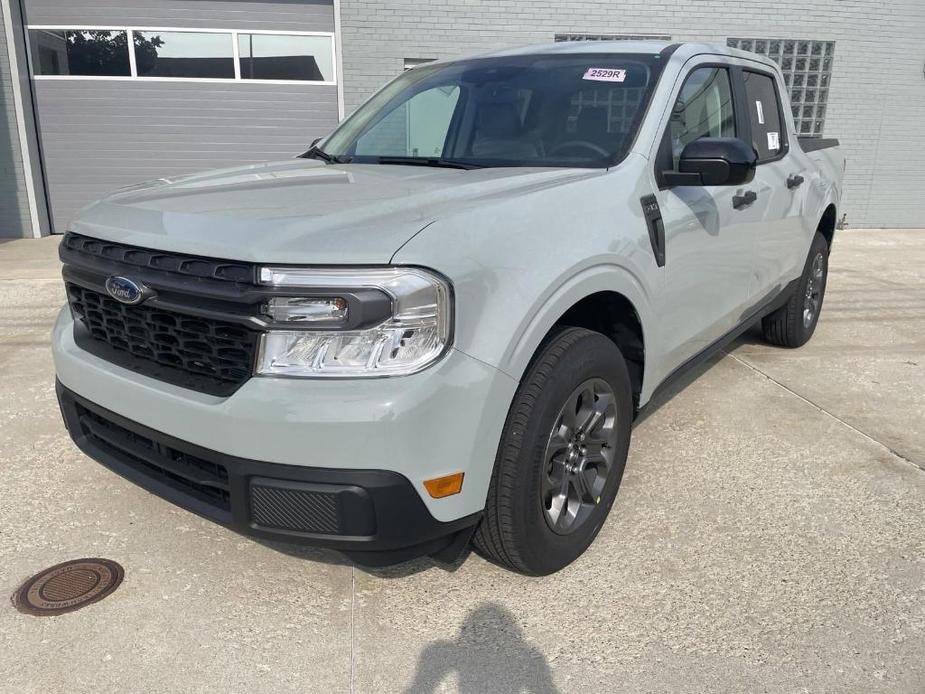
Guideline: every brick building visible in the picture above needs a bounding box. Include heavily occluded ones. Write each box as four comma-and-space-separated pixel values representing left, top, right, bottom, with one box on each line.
2, 0, 923, 237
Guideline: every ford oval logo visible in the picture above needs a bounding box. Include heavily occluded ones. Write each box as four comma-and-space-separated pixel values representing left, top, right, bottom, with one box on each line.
105, 276, 146, 305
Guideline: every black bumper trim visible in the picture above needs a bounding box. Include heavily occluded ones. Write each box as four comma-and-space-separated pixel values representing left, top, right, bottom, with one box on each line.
57, 381, 480, 565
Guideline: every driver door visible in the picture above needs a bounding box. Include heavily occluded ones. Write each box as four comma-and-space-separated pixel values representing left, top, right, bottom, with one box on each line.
651, 64, 755, 372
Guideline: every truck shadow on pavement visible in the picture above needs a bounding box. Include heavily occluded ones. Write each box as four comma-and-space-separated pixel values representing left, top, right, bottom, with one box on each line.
255, 539, 475, 577
403, 602, 559, 694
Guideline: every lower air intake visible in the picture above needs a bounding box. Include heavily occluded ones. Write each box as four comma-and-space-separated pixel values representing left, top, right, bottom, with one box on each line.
250, 483, 341, 535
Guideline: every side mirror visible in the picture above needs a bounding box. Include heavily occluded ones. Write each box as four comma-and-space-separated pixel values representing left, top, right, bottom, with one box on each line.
662, 137, 757, 187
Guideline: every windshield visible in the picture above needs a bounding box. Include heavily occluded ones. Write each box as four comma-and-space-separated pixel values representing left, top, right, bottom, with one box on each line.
317, 52, 668, 168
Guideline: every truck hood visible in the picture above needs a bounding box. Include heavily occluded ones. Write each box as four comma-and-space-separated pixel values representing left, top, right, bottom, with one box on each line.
70, 159, 600, 264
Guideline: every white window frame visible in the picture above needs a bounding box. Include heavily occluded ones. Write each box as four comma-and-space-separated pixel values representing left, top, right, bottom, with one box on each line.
27, 25, 338, 86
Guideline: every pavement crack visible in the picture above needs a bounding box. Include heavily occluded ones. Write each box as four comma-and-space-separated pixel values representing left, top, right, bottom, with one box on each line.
350, 564, 356, 694
726, 351, 925, 473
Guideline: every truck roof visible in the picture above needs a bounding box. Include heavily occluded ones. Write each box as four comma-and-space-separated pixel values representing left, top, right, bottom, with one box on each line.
463, 41, 780, 72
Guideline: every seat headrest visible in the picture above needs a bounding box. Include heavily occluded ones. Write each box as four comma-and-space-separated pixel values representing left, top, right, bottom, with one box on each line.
576, 107, 608, 137
476, 102, 523, 138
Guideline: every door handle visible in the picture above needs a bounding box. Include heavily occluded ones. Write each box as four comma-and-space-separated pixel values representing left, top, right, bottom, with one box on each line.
732, 190, 758, 209
787, 174, 805, 190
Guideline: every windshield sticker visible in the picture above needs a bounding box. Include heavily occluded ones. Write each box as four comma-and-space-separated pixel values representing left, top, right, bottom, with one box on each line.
768, 131, 781, 152
583, 68, 626, 83
756, 100, 766, 125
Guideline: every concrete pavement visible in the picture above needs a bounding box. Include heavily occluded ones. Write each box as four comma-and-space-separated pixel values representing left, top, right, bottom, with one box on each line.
1, 231, 923, 693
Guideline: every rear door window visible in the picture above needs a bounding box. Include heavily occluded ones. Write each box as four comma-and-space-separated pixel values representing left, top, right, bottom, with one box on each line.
743, 71, 786, 161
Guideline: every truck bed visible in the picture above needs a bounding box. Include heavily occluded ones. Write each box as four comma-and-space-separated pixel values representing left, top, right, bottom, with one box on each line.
798, 137, 840, 153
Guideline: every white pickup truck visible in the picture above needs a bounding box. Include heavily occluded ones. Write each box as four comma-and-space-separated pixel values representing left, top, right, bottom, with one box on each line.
53, 41, 844, 575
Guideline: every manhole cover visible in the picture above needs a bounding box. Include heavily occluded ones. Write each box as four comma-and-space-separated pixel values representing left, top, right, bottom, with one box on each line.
12, 558, 124, 616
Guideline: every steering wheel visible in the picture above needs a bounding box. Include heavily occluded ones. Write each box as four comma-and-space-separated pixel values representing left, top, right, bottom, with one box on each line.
548, 140, 611, 158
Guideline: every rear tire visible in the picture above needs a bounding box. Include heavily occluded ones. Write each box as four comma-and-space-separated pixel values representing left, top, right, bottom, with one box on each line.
473, 327, 633, 575
762, 232, 830, 348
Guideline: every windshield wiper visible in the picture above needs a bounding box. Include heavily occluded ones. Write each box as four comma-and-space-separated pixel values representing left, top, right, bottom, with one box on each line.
372, 156, 482, 170
300, 145, 348, 164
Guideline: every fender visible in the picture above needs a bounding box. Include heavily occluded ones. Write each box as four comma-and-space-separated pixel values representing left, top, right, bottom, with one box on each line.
390, 158, 660, 397
810, 192, 839, 231
807, 195, 839, 253
795, 169, 840, 267
803, 151, 842, 237
498, 261, 654, 396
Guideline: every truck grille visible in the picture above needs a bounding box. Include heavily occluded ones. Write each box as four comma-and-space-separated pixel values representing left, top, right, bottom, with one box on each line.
67, 283, 257, 393
63, 232, 255, 283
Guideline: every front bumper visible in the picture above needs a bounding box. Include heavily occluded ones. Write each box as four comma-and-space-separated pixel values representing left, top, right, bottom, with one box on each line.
57, 383, 480, 564
52, 307, 518, 563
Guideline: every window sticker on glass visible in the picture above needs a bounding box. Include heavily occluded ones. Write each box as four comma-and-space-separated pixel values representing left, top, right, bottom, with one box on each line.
756, 100, 766, 125
583, 67, 626, 82
767, 131, 780, 151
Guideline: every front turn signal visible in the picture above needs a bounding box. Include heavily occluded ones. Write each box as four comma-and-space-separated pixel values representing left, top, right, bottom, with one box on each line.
423, 472, 464, 499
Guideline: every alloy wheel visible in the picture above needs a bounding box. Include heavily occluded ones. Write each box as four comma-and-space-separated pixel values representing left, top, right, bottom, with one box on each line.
540, 378, 618, 535
803, 251, 826, 328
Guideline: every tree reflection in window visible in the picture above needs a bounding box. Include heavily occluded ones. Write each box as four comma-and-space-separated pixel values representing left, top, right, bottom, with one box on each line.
133, 33, 164, 76
65, 30, 131, 76
134, 31, 235, 79
30, 29, 163, 77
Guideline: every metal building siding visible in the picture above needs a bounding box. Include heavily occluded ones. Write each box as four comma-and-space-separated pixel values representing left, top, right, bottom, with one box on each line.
0, 3, 31, 238
22, 0, 338, 231
33, 80, 338, 231
22, 0, 335, 33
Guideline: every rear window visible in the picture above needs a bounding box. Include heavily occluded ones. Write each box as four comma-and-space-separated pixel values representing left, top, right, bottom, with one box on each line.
743, 71, 785, 161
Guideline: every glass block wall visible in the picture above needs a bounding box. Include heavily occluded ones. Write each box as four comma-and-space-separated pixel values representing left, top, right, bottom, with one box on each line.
553, 34, 670, 141
727, 38, 835, 137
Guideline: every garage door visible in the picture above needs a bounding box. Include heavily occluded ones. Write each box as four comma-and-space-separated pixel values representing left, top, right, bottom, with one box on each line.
22, 0, 341, 232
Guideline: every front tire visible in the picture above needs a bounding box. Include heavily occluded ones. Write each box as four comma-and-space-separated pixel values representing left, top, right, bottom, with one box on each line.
762, 232, 830, 348
473, 327, 633, 575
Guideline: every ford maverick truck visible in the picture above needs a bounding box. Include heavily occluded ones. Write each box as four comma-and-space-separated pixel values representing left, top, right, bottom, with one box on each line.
53, 42, 844, 574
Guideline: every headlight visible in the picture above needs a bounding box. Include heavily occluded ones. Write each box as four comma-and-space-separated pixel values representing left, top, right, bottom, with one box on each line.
256, 267, 452, 377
